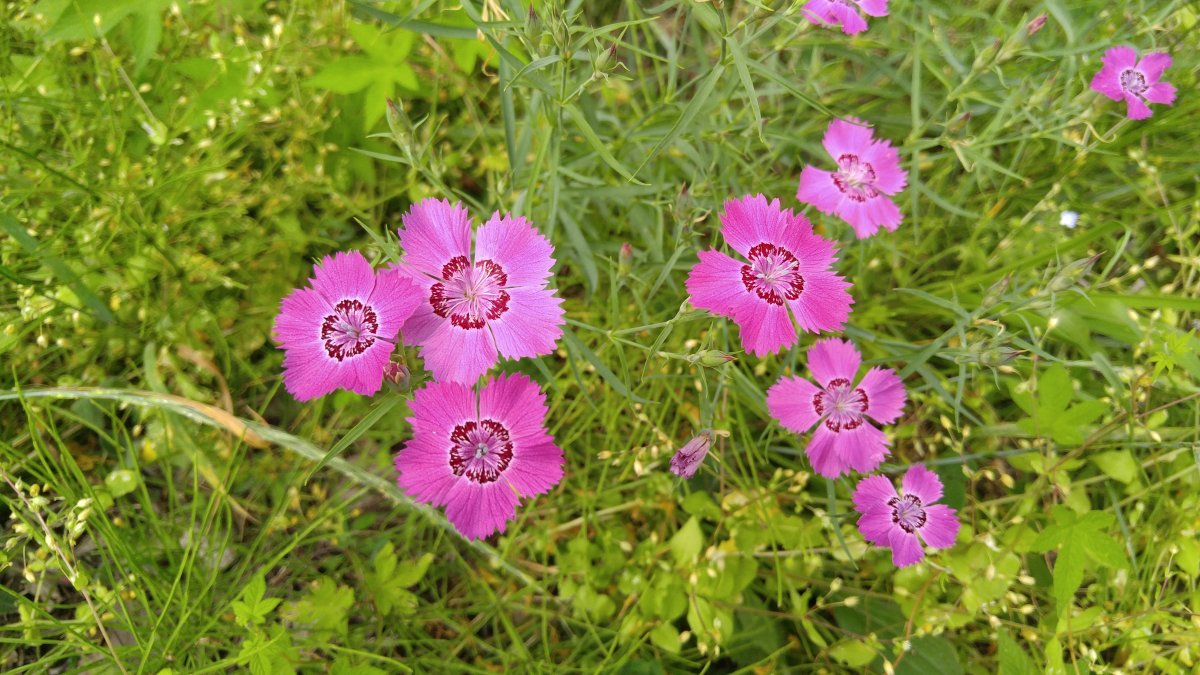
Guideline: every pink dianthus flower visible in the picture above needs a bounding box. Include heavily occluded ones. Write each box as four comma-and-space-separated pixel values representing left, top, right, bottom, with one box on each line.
853, 465, 960, 567
685, 195, 854, 357
395, 199, 565, 384
273, 251, 421, 401
1090, 46, 1176, 120
797, 118, 907, 239
766, 339, 905, 478
802, 0, 889, 36
395, 372, 564, 540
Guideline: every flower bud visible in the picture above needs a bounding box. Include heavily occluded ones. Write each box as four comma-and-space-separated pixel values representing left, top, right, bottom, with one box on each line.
980, 348, 1023, 368
383, 360, 411, 393
1026, 14, 1048, 36
688, 350, 736, 368
980, 273, 1011, 309
670, 431, 712, 479
617, 243, 633, 277
1048, 254, 1101, 292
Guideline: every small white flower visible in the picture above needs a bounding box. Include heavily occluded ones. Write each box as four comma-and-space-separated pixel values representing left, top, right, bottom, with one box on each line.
1059, 211, 1079, 229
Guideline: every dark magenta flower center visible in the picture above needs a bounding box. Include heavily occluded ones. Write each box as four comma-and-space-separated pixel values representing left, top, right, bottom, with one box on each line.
449, 419, 514, 484
431, 256, 511, 330
321, 298, 379, 361
740, 243, 805, 306
888, 494, 927, 534
1119, 68, 1148, 96
832, 153, 880, 203
812, 377, 869, 433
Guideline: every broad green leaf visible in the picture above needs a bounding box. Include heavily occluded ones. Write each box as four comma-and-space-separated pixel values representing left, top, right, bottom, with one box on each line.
1090, 449, 1137, 484
1080, 533, 1127, 569
1037, 364, 1073, 416
1052, 540, 1084, 609
829, 640, 876, 667
670, 517, 703, 566
1060, 399, 1108, 427
306, 56, 380, 93
348, 20, 415, 63
1175, 538, 1200, 578
896, 636, 963, 675
686, 596, 733, 644
41, 0, 169, 41
998, 630, 1039, 675
392, 552, 435, 588
649, 623, 680, 654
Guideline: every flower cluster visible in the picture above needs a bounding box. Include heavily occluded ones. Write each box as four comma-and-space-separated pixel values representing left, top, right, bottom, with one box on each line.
274, 199, 566, 540
271, 15, 1177, 569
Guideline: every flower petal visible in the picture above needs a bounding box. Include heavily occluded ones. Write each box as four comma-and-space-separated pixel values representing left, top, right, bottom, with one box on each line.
806, 338, 861, 387
474, 212, 555, 288
832, 2, 868, 34
443, 479, 522, 540
1124, 93, 1153, 120
796, 166, 844, 216
686, 249, 746, 318
310, 250, 376, 306
368, 266, 424, 340
853, 473, 898, 515
730, 294, 797, 357
488, 286, 565, 360
862, 140, 907, 195
857, 507, 896, 547
902, 464, 944, 504
1089, 65, 1126, 101
417, 320, 498, 384
1101, 45, 1138, 71
801, 0, 838, 27
395, 380, 475, 505
822, 118, 875, 160
787, 270, 853, 334
806, 422, 888, 478
855, 0, 889, 17
804, 424, 847, 478
837, 194, 903, 238
767, 375, 823, 434
1144, 82, 1176, 106
889, 528, 924, 567
858, 366, 906, 424
719, 194, 805, 258
839, 422, 891, 474
479, 373, 564, 498
399, 198, 473, 280
1136, 51, 1172, 81
919, 504, 960, 549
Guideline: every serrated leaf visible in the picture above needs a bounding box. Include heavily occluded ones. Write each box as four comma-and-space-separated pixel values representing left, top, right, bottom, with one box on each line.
306, 56, 380, 93
1052, 540, 1084, 608
392, 552, 434, 588
1037, 365, 1073, 416
1063, 399, 1107, 426
1081, 532, 1127, 570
